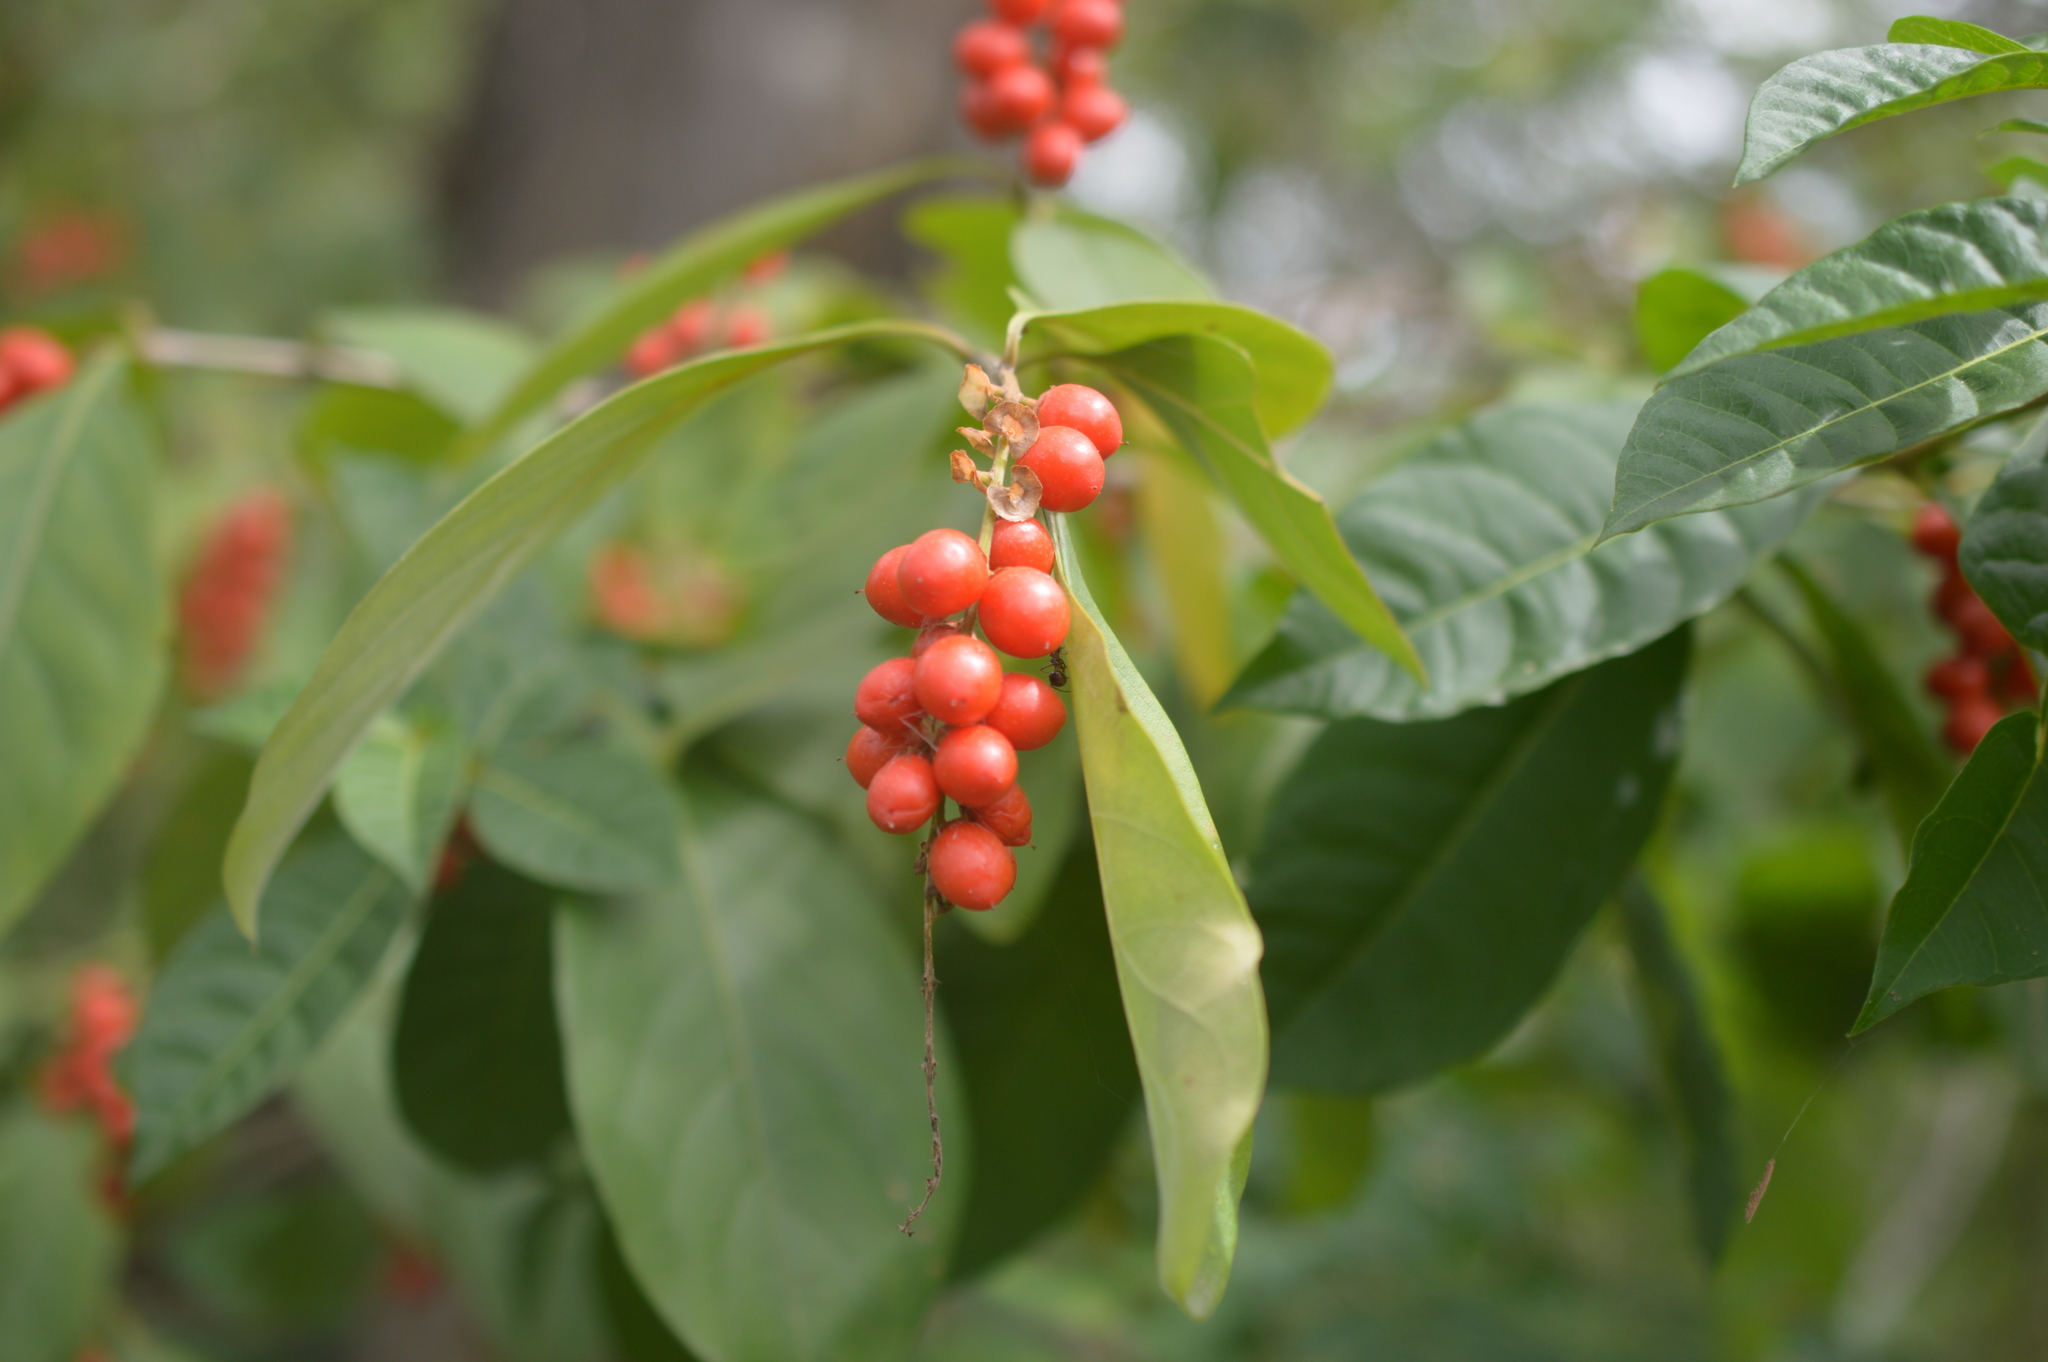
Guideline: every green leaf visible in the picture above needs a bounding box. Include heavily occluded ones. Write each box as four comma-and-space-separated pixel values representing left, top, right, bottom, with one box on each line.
123, 837, 413, 1183
0, 1107, 120, 1362
1856, 710, 2048, 1030
555, 775, 956, 1362
0, 353, 167, 936
323, 307, 537, 426
463, 158, 968, 453
1097, 334, 1423, 685
939, 838, 1140, 1278
901, 194, 1022, 348
1049, 514, 1266, 1319
143, 746, 255, 958
1887, 16, 2030, 54
470, 741, 680, 893
1673, 199, 2048, 377
333, 712, 469, 891
1253, 629, 1689, 1092
1227, 402, 1812, 721
1011, 207, 1212, 311
1616, 876, 1741, 1265
393, 863, 571, 1172
1988, 155, 2048, 191
1962, 415, 2048, 651
1018, 299, 1333, 438
1991, 118, 2048, 135
1736, 43, 2048, 185
1636, 268, 1753, 374
223, 319, 961, 935
597, 1217, 705, 1362
1602, 305, 2048, 540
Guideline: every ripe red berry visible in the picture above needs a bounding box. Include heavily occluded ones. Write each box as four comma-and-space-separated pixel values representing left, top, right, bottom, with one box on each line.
854, 656, 923, 731
670, 299, 717, 354
2001, 651, 2039, 706
914, 620, 965, 656
868, 754, 941, 834
928, 819, 1017, 910
1016, 424, 1104, 510
990, 0, 1050, 23
973, 783, 1033, 846
955, 19, 1032, 76
960, 83, 1011, 141
847, 726, 914, 788
1925, 654, 1992, 701
979, 566, 1070, 657
864, 545, 924, 627
724, 304, 771, 348
742, 252, 789, 283
914, 633, 1005, 724
986, 62, 1057, 130
0, 326, 74, 393
897, 528, 989, 617
1944, 695, 2005, 754
1053, 45, 1108, 87
1054, 0, 1125, 50
934, 724, 1019, 808
1063, 84, 1128, 142
626, 328, 677, 377
1951, 594, 2015, 658
1934, 566, 1975, 624
1035, 384, 1123, 458
180, 490, 294, 701
1911, 502, 1961, 560
1023, 122, 1085, 187
590, 543, 666, 638
985, 672, 1066, 750
990, 518, 1056, 572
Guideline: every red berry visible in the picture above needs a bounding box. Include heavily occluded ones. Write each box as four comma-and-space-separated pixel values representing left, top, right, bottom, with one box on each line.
854, 656, 923, 731
867, 754, 941, 834
724, 304, 771, 349
990, 0, 1050, 23
985, 672, 1066, 750
1035, 384, 1123, 458
986, 63, 1057, 130
847, 726, 914, 788
1926, 654, 1992, 702
0, 365, 19, 411
864, 545, 924, 627
1053, 45, 1108, 87
742, 252, 789, 283
934, 723, 1019, 808
0, 327, 73, 393
2002, 651, 2039, 706
1063, 84, 1128, 142
590, 543, 666, 638
1951, 595, 2015, 658
625, 327, 677, 378
960, 83, 1011, 141
1944, 696, 2005, 754
1912, 502, 1961, 560
180, 490, 294, 701
1023, 122, 1085, 187
990, 518, 1056, 572
1016, 425, 1104, 510
670, 299, 716, 354
914, 633, 1005, 724
979, 566, 1070, 658
928, 819, 1017, 910
897, 528, 989, 618
1054, 0, 1124, 50
914, 620, 965, 656
1934, 566, 1974, 624
973, 783, 1034, 846
955, 19, 1032, 77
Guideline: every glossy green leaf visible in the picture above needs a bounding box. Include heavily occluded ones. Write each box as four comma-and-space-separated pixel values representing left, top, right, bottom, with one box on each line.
1636, 268, 1752, 374
324, 306, 536, 426
939, 838, 1140, 1278
123, 837, 413, 1183
1227, 402, 1812, 721
901, 194, 1022, 348
471, 741, 680, 893
0, 1107, 120, 1362
1736, 43, 2048, 185
1887, 16, 2030, 54
1097, 335, 1422, 685
394, 863, 571, 1171
555, 775, 956, 1362
1856, 710, 2048, 1030
1617, 876, 1741, 1265
1603, 305, 2048, 540
1011, 207, 1212, 311
223, 319, 961, 934
1050, 514, 1267, 1319
1253, 629, 1689, 1092
333, 711, 469, 892
0, 353, 167, 936
1962, 415, 2048, 651
464, 158, 967, 452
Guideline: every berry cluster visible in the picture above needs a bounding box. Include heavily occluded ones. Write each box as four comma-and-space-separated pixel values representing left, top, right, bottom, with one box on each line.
622, 253, 785, 379
0, 325, 74, 415
954, 0, 1130, 187
587, 541, 744, 647
849, 370, 1122, 911
39, 965, 138, 1151
1913, 502, 2035, 753
179, 489, 295, 702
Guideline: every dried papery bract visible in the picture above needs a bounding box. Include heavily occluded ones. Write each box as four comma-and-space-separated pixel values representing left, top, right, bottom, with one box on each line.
985, 400, 1038, 453
951, 450, 991, 487
957, 426, 995, 456
988, 466, 1044, 521
958, 363, 999, 419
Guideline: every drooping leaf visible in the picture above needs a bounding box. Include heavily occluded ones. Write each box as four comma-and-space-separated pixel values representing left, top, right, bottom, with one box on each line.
1011, 207, 1212, 311
1736, 42, 2048, 186
555, 775, 956, 1362
1097, 335, 1422, 685
1252, 629, 1689, 1093
1602, 305, 2048, 540
1887, 16, 2031, 54
1856, 710, 2048, 1030
1617, 876, 1741, 1265
1635, 267, 1754, 374
123, 837, 413, 1183
332, 711, 469, 892
1050, 514, 1266, 1319
1227, 402, 1811, 721
470, 742, 680, 894
393, 863, 571, 1172
323, 307, 537, 426
1961, 414, 2048, 651
0, 1107, 120, 1362
223, 319, 961, 934
0, 353, 167, 936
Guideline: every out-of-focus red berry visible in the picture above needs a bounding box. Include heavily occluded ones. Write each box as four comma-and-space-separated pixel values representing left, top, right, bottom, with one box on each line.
961, 83, 1013, 141
955, 20, 1033, 77
625, 327, 678, 378
1023, 122, 1085, 187
11, 210, 126, 294
990, 518, 1056, 572
972, 782, 1033, 846
1925, 654, 1992, 702
986, 63, 1057, 130
180, 490, 294, 701
1951, 594, 2015, 658
1053, 45, 1109, 88
1945, 695, 2006, 753
1934, 566, 1975, 624
0, 326, 75, 394
928, 819, 1016, 909
742, 252, 789, 284
670, 299, 717, 354
724, 304, 771, 349
589, 543, 668, 639
1912, 502, 1961, 560
2001, 650, 2039, 707
1054, 0, 1125, 51
38, 966, 138, 1151
1064, 84, 1128, 142
985, 672, 1067, 750
382, 1246, 445, 1303
868, 754, 941, 833
990, 0, 1051, 23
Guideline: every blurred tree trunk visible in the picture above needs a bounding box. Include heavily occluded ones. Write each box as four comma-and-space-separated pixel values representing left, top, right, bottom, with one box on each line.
440, 0, 980, 305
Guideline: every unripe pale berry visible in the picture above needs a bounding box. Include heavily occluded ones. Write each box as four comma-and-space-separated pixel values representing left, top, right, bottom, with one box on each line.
1016, 425, 1104, 511
989, 0, 1050, 24
973, 782, 1033, 846
915, 633, 1005, 724
1054, 0, 1124, 50
854, 656, 923, 731
897, 528, 989, 617
955, 19, 1031, 76
864, 545, 924, 627
979, 567, 1070, 658
934, 723, 1018, 808
928, 819, 1017, 910
1064, 84, 1128, 142
1034, 384, 1123, 458
985, 672, 1066, 750
847, 726, 914, 788
1023, 122, 1085, 188
867, 754, 941, 834
990, 518, 1055, 572
986, 62, 1056, 130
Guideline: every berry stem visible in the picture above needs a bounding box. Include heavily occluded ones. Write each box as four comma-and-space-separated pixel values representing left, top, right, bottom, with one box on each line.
900, 827, 946, 1236
131, 324, 406, 388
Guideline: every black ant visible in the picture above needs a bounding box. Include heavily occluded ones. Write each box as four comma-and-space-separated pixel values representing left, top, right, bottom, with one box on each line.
1045, 646, 1069, 691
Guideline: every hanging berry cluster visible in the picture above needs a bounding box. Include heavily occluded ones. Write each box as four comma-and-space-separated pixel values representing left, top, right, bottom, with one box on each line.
0, 325, 74, 415
621, 253, 785, 379
39, 965, 139, 1154
954, 0, 1130, 187
179, 489, 295, 703
1913, 502, 2036, 753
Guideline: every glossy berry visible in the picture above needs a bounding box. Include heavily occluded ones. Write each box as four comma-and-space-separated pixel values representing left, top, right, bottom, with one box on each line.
864, 545, 924, 627
973, 782, 1033, 846
1017, 424, 1105, 511
854, 656, 923, 731
0, 326, 74, 393
1925, 654, 1991, 701
986, 62, 1056, 130
1053, 45, 1108, 87
1054, 0, 1124, 50
867, 754, 941, 834
989, 0, 1050, 23
1945, 695, 2005, 754
934, 723, 1019, 808
985, 672, 1066, 750
1023, 122, 1085, 187
955, 19, 1031, 76
1034, 384, 1122, 458
979, 566, 1070, 657
897, 528, 989, 617
1911, 502, 1961, 560
990, 517, 1055, 572
928, 819, 1017, 910
847, 726, 914, 788
1064, 84, 1129, 142
724, 304, 771, 349
915, 633, 1005, 724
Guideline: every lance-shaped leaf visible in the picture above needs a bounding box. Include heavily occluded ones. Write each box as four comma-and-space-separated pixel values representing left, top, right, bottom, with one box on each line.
332, 711, 469, 892
223, 319, 962, 935
1050, 514, 1267, 1319
0, 353, 166, 936
0, 1108, 121, 1362
1227, 402, 1813, 721
1736, 42, 2048, 186
1602, 304, 2048, 540
1856, 710, 2048, 1030
1961, 414, 2048, 650
322, 307, 536, 427
1887, 17, 2031, 54
470, 741, 681, 893
1674, 199, 2048, 377
1251, 629, 1688, 1093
